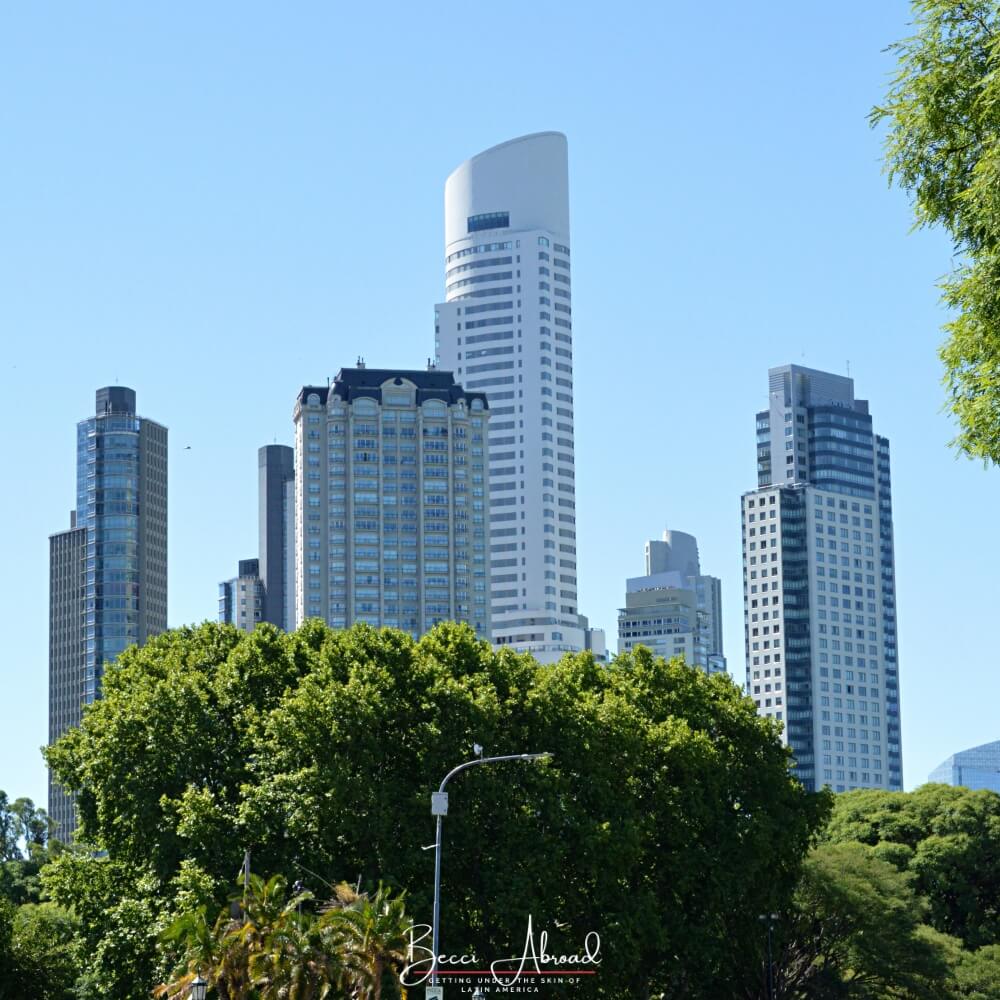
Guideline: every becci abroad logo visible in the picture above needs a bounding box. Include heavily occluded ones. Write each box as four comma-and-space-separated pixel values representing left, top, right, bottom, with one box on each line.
401, 914, 602, 988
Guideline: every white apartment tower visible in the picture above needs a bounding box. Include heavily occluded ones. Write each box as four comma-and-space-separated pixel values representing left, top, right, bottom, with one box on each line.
741, 365, 902, 794
435, 132, 586, 662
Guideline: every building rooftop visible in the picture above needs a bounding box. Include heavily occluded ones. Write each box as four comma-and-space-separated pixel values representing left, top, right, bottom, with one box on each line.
296, 367, 489, 410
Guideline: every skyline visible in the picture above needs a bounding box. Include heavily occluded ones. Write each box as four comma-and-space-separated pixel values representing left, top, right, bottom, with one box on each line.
2, 2, 999, 810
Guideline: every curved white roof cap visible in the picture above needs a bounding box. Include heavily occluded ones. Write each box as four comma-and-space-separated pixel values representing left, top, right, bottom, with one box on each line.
444, 131, 569, 248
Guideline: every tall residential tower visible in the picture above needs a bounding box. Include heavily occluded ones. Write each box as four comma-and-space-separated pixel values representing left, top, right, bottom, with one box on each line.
434, 132, 586, 662
293, 366, 491, 639
49, 387, 167, 835
740, 365, 902, 793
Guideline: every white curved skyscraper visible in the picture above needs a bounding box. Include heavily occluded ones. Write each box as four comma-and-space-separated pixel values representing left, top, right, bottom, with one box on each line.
435, 132, 589, 662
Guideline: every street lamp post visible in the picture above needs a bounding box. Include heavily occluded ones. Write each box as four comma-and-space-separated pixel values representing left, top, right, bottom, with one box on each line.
430, 751, 552, 988
758, 913, 779, 1000
189, 972, 208, 1000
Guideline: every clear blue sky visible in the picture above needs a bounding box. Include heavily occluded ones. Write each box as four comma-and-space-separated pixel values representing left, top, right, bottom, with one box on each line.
2, 2, 994, 808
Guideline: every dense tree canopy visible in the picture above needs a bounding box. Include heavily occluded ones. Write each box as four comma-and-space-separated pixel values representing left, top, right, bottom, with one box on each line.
0, 897, 80, 1000
823, 784, 1000, 948
874, 0, 1000, 464
44, 620, 826, 999
778, 842, 953, 998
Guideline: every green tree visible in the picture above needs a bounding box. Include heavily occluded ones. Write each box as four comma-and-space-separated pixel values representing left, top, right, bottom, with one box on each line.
158, 873, 302, 1000
0, 793, 60, 907
158, 872, 409, 1000
873, 0, 1000, 464
951, 943, 1000, 999
252, 907, 348, 1000
40, 850, 160, 1000
47, 620, 827, 1000
0, 897, 18, 998
0, 897, 81, 1000
777, 842, 954, 998
9, 798, 53, 852
324, 883, 410, 1000
823, 785, 1000, 948
0, 795, 18, 863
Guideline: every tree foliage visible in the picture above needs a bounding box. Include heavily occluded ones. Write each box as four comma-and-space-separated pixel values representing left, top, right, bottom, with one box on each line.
44, 619, 825, 999
777, 842, 954, 998
0, 793, 57, 907
873, 0, 1000, 464
157, 873, 410, 1000
823, 784, 1000, 948
0, 897, 81, 1000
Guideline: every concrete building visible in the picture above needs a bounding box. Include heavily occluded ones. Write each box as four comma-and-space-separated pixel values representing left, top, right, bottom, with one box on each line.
217, 445, 295, 633
741, 365, 902, 793
618, 530, 726, 673
929, 740, 1000, 793
434, 132, 596, 662
219, 558, 265, 633
48, 387, 167, 836
293, 365, 491, 639
258, 445, 296, 629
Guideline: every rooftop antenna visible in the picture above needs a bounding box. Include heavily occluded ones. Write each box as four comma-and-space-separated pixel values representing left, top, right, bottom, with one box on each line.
846, 360, 851, 378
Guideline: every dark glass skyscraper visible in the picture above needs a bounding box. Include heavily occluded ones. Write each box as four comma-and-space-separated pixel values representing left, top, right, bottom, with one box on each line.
741, 365, 901, 793
218, 445, 295, 633
258, 444, 295, 628
48, 387, 167, 836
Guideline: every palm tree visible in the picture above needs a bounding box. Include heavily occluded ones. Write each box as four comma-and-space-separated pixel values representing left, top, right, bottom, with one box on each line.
156, 873, 306, 1000
325, 883, 411, 1000
252, 908, 349, 1000
156, 873, 411, 1000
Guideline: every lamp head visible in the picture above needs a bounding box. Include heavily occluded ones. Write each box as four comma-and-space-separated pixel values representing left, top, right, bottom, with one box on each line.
189, 973, 208, 1000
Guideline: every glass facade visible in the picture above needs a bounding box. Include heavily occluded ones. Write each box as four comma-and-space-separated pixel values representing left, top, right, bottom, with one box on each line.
779, 489, 814, 786
743, 365, 902, 794
49, 387, 167, 836
929, 741, 1000, 793
77, 411, 142, 700
467, 211, 509, 233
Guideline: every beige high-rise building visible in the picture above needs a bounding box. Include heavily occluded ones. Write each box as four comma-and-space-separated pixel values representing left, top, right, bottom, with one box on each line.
293, 365, 491, 639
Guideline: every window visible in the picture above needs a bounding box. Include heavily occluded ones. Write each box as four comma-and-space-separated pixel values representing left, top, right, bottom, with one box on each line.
468, 211, 509, 232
